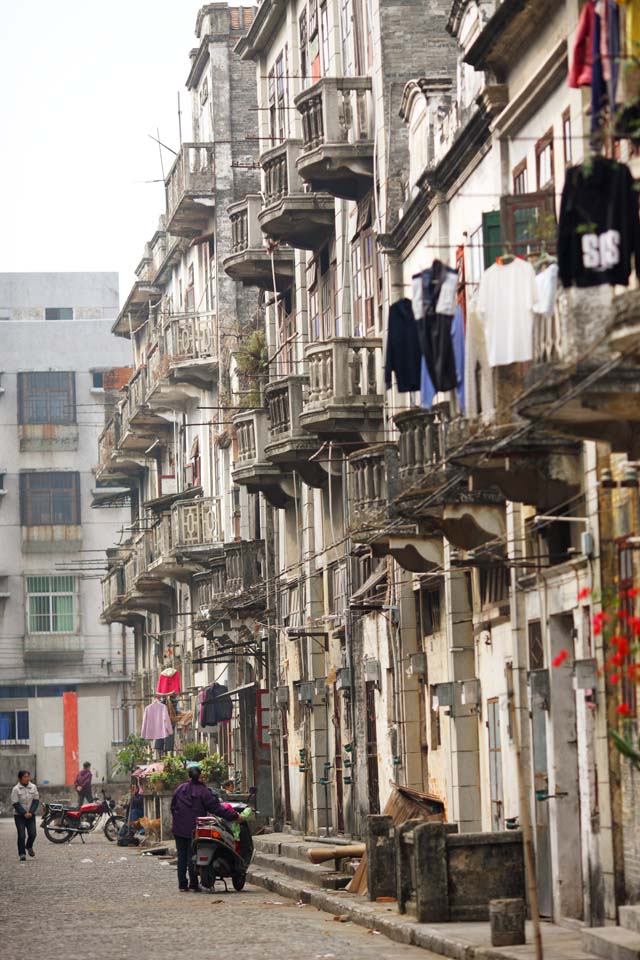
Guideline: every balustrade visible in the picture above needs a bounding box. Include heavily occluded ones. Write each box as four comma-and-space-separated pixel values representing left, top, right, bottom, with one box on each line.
165, 143, 216, 236
163, 312, 216, 363
348, 445, 398, 531
306, 338, 381, 404
395, 409, 442, 489
172, 497, 221, 549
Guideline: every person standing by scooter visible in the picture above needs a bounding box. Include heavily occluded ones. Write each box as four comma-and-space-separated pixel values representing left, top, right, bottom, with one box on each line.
11, 770, 39, 862
171, 767, 238, 892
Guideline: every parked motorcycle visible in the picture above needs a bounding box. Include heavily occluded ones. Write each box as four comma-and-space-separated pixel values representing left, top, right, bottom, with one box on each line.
192, 802, 254, 891
41, 790, 125, 844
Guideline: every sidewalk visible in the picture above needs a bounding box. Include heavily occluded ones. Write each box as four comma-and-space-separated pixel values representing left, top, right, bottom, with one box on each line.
248, 834, 597, 960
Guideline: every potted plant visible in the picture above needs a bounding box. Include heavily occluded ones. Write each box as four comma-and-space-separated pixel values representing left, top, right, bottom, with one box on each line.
112, 734, 153, 775
199, 753, 229, 786
147, 771, 167, 794
161, 755, 189, 790
181, 741, 209, 763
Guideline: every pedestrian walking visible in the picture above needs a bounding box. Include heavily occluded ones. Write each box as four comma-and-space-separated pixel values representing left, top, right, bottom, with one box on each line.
11, 770, 39, 862
170, 767, 238, 892
74, 761, 93, 806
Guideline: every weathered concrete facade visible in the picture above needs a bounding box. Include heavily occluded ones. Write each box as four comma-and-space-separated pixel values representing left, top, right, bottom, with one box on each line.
0, 272, 134, 786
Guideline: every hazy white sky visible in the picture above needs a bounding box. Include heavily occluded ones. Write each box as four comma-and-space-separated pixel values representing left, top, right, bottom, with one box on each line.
0, 0, 227, 302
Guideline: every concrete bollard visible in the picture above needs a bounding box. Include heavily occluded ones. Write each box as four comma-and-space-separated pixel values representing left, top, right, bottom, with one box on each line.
489, 898, 526, 946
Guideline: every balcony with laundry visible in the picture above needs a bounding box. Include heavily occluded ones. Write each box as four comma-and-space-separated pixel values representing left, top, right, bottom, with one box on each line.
517, 285, 640, 457
223, 194, 295, 290
264, 376, 327, 487
164, 143, 216, 238
232, 407, 293, 507
299, 337, 383, 439
259, 140, 335, 249
294, 77, 374, 200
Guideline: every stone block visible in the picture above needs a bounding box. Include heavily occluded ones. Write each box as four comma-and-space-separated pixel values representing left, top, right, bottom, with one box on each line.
366, 814, 396, 901
489, 898, 526, 946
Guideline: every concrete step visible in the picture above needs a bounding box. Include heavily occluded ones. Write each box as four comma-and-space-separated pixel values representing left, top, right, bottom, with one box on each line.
620, 908, 640, 935
251, 849, 351, 890
582, 927, 640, 960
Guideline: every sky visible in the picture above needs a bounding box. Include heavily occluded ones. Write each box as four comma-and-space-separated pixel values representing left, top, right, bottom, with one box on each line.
0, 0, 243, 303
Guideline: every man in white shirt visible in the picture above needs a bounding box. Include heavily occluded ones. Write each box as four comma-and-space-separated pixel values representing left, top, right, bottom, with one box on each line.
10, 770, 40, 862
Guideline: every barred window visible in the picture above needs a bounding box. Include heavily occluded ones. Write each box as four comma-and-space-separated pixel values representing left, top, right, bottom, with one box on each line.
18, 372, 76, 424
0, 709, 29, 744
26, 576, 76, 634
20, 472, 81, 526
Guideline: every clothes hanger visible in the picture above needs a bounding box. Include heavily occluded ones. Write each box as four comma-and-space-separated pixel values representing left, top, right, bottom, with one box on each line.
497, 242, 515, 265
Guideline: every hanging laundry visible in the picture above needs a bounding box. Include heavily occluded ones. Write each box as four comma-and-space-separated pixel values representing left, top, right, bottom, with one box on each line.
464, 298, 495, 421
140, 700, 173, 740
591, 4, 608, 137
157, 667, 181, 695
569, 0, 596, 87
534, 262, 560, 317
413, 261, 459, 393
200, 683, 233, 728
154, 733, 175, 752
477, 258, 537, 367
558, 156, 640, 287
384, 298, 422, 392
421, 304, 465, 413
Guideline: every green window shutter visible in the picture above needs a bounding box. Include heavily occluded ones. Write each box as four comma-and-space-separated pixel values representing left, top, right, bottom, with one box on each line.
482, 210, 502, 269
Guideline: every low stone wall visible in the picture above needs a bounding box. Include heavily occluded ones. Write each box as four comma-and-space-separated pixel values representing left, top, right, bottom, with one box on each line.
367, 816, 525, 923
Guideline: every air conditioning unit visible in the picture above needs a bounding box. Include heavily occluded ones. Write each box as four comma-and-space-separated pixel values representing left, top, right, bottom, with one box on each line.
314, 677, 327, 696
276, 685, 290, 706
409, 652, 427, 677
434, 681, 454, 707
461, 679, 481, 706
297, 681, 314, 704
364, 659, 381, 688
336, 667, 352, 691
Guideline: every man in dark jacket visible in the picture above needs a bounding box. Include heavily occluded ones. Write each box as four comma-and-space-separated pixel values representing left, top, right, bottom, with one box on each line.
74, 761, 93, 806
11, 770, 39, 861
171, 767, 237, 892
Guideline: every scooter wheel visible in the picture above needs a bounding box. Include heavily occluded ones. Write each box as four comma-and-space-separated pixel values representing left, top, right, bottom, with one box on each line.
232, 872, 246, 891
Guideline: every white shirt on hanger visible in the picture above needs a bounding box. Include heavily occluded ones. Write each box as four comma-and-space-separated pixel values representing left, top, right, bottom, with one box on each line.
477, 258, 537, 366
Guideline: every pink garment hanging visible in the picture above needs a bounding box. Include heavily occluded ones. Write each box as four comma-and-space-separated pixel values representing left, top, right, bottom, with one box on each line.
569, 0, 596, 87
156, 669, 181, 695
140, 700, 173, 740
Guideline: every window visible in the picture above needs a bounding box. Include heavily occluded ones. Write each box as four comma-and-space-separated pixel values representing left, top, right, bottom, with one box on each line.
535, 128, 554, 189
417, 585, 442, 636
528, 621, 544, 670
299, 9, 309, 83
185, 263, 195, 313
18, 372, 76, 424
91, 371, 104, 389
618, 542, 637, 715
45, 307, 73, 321
320, 1, 330, 74
512, 159, 528, 195
479, 563, 510, 608
500, 191, 558, 258
308, 246, 335, 341
429, 685, 441, 750
20, 472, 81, 526
26, 576, 76, 633
352, 229, 377, 336
562, 108, 572, 167
268, 48, 289, 145
0, 710, 29, 744
277, 292, 296, 375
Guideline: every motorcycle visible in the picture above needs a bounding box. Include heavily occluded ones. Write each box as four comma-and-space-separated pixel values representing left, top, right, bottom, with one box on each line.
192, 802, 254, 891
41, 790, 125, 844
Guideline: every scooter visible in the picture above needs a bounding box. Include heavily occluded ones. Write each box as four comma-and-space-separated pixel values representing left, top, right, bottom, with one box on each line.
41, 790, 125, 844
192, 802, 254, 891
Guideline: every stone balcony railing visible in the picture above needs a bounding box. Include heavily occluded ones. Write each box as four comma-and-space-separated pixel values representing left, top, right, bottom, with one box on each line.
300, 337, 383, 436
394, 408, 444, 492
259, 139, 335, 249
163, 311, 217, 367
233, 408, 292, 507
97, 419, 116, 478
123, 550, 138, 595
164, 142, 216, 238
348, 444, 399, 536
224, 539, 264, 597
264, 376, 326, 486
171, 497, 221, 552
102, 567, 125, 611
224, 195, 294, 290
151, 512, 173, 562
294, 77, 374, 200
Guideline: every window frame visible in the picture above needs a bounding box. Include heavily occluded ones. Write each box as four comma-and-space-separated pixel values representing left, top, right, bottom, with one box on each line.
20, 471, 81, 526
44, 307, 73, 321
18, 372, 76, 425
0, 709, 29, 745
26, 575, 77, 635
512, 158, 528, 196
562, 108, 572, 167
535, 127, 555, 190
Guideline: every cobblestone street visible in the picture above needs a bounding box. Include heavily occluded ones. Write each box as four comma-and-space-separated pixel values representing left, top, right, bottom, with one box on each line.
0, 821, 431, 960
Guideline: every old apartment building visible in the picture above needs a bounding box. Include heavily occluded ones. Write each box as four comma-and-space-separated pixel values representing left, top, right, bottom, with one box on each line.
99, 0, 640, 931
0, 272, 133, 786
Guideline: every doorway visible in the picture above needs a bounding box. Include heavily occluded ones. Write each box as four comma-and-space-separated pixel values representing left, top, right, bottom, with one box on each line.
487, 698, 504, 831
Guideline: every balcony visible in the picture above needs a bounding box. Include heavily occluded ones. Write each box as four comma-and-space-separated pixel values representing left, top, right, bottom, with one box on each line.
163, 311, 218, 386
518, 289, 640, 455
259, 140, 335, 249
24, 634, 84, 662
224, 195, 295, 290
223, 539, 265, 611
264, 376, 326, 487
294, 77, 374, 200
232, 408, 293, 507
347, 444, 398, 541
171, 497, 222, 559
165, 143, 216, 238
101, 566, 129, 624
192, 558, 228, 627
299, 338, 383, 438
96, 417, 147, 484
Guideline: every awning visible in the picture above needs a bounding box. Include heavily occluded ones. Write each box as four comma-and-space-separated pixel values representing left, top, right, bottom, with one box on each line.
350, 566, 387, 605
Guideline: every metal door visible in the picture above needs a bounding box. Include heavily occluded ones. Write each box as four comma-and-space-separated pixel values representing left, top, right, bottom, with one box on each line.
487, 698, 504, 831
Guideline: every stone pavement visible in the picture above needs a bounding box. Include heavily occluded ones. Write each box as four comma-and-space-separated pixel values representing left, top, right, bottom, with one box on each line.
0, 820, 436, 960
